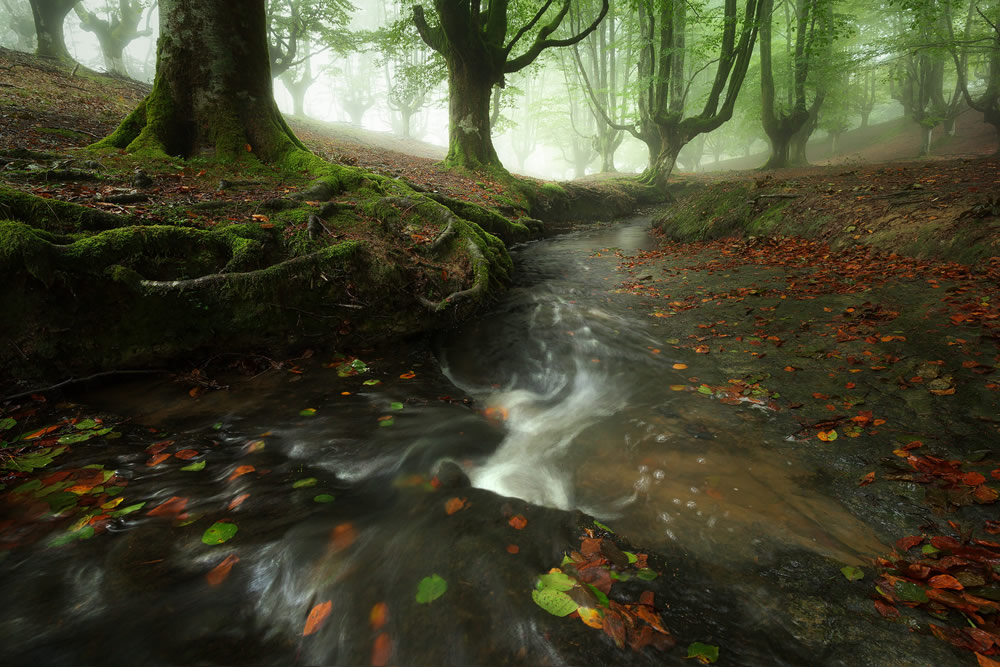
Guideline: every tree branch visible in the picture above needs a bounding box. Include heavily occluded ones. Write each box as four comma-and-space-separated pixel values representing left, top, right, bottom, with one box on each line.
504, 0, 555, 55
504, 0, 609, 74
412, 5, 448, 55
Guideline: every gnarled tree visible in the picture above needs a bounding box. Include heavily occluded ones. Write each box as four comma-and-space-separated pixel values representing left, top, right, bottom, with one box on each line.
412, 0, 609, 171
74, 0, 151, 77
96, 0, 305, 163
28, 0, 77, 61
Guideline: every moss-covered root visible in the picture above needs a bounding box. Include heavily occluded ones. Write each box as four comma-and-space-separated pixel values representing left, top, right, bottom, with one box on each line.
0, 183, 138, 233
425, 193, 541, 245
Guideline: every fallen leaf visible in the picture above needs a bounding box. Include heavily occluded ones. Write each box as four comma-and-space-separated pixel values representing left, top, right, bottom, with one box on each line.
687, 642, 719, 664
400, 371, 416, 379
228, 493, 250, 510
370, 602, 388, 630
202, 521, 238, 545
602, 609, 626, 649
147, 496, 188, 519
174, 449, 199, 460
672, 363, 688, 370
146, 452, 171, 466
509, 514, 527, 530
506, 544, 520, 554
859, 471, 876, 486
445, 497, 468, 515
329, 522, 356, 551
928, 574, 964, 590
977, 653, 1000, 667
873, 600, 899, 619
416, 574, 447, 603
302, 600, 332, 636
205, 554, 239, 586
228, 465, 255, 481
371, 632, 391, 666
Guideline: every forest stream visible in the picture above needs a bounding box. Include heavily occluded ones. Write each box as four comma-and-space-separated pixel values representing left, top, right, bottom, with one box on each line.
0, 216, 989, 666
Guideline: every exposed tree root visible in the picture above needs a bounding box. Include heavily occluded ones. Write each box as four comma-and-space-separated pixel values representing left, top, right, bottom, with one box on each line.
418, 239, 487, 312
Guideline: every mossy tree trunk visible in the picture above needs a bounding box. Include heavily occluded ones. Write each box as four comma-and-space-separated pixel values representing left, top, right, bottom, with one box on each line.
96, 0, 305, 163
28, 0, 77, 62
412, 0, 608, 172
74, 0, 148, 77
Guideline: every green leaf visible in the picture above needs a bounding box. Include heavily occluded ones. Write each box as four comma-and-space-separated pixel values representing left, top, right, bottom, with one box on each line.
379, 417, 395, 427
895, 581, 928, 603
0, 417, 16, 431
47, 525, 95, 547
840, 566, 864, 581
637, 568, 658, 581
202, 521, 238, 545
363, 379, 382, 386
74, 418, 98, 430
586, 584, 610, 607
110, 502, 145, 517
313, 494, 335, 503
697, 384, 713, 395
181, 460, 206, 472
921, 544, 941, 555
57, 431, 95, 444
687, 642, 720, 664
560, 554, 574, 566
531, 587, 578, 616
293, 477, 318, 488
416, 574, 447, 603
390, 402, 404, 411
212, 422, 223, 430
13, 479, 42, 494
623, 550, 638, 564
537, 571, 576, 592
593, 520, 613, 533
299, 408, 317, 417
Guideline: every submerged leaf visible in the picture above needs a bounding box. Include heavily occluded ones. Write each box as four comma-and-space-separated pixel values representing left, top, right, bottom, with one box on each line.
841, 566, 864, 581
537, 571, 576, 592
416, 574, 447, 603
202, 521, 238, 545
687, 642, 720, 664
302, 600, 333, 636
531, 587, 578, 616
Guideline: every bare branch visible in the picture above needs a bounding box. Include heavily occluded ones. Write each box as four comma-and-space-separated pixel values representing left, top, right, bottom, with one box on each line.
504, 0, 609, 74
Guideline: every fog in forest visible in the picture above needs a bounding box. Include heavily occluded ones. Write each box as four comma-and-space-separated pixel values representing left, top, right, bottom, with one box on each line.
2, 0, 997, 180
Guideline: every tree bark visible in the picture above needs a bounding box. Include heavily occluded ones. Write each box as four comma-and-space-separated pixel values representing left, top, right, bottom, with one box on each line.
96, 0, 305, 163
29, 0, 77, 61
443, 59, 499, 170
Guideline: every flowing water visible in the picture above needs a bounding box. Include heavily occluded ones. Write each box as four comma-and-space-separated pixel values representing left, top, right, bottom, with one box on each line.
1, 217, 905, 666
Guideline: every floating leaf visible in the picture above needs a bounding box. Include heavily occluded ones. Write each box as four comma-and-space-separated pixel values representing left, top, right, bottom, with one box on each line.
400, 371, 416, 379
623, 551, 638, 564
509, 514, 528, 530
293, 477, 318, 488
58, 431, 95, 444
181, 460, 206, 472
537, 571, 576, 592
0, 417, 16, 431
228, 493, 250, 510
175, 449, 199, 460
390, 402, 404, 411
202, 521, 238, 545
697, 384, 713, 395
371, 631, 392, 666
687, 642, 720, 664
416, 574, 447, 603
444, 497, 468, 515
299, 408, 317, 417
531, 587, 578, 616
672, 363, 688, 370
302, 600, 333, 636
363, 379, 382, 386
378, 417, 395, 427
841, 566, 864, 581
817, 430, 838, 442
313, 494, 335, 503
205, 554, 239, 586
370, 602, 389, 630
636, 568, 658, 581
228, 465, 255, 481
578, 606, 604, 628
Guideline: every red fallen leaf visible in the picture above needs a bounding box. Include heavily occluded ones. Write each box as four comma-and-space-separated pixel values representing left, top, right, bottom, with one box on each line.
634, 553, 648, 569
974, 485, 999, 503
370, 602, 388, 630
580, 537, 602, 557
506, 544, 519, 554
228, 465, 255, 481
302, 600, 332, 636
694, 345, 709, 354
174, 449, 199, 460
633, 605, 669, 635
205, 554, 239, 586
905, 563, 931, 579
639, 591, 655, 607
977, 653, 1000, 667
228, 493, 250, 510
445, 497, 468, 515
22, 423, 63, 440
963, 472, 988, 486
993, 469, 1000, 480
399, 371, 416, 379
371, 632, 391, 666
812, 392, 830, 400
576, 563, 613, 594
146, 440, 174, 455
985, 520, 1000, 534
926, 588, 978, 613
601, 609, 626, 649
147, 496, 189, 519
329, 522, 356, 552
929, 574, 964, 590
629, 624, 654, 652
859, 471, 876, 486
508, 514, 527, 530
929, 387, 956, 396
873, 600, 899, 619
41, 470, 72, 485
895, 535, 924, 552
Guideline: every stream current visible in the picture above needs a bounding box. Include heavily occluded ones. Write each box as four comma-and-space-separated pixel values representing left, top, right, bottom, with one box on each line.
1, 216, 895, 666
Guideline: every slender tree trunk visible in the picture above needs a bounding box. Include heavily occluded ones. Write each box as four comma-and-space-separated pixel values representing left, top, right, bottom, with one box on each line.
96, 0, 304, 163
29, 0, 77, 61
444, 59, 498, 170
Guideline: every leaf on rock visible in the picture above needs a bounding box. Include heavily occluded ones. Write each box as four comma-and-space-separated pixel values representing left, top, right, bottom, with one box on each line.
537, 571, 577, 592
444, 497, 468, 515
509, 514, 527, 530
602, 608, 626, 649
205, 554, 239, 586
302, 600, 332, 636
531, 587, 578, 617
928, 574, 963, 590
841, 566, 864, 581
894, 580, 929, 603
147, 496, 189, 519
416, 574, 447, 604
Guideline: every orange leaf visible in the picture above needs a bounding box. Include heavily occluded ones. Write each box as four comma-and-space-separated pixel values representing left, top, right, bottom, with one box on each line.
399, 371, 416, 379
506, 544, 519, 554
146, 439, 173, 455
694, 345, 710, 354
146, 453, 171, 466
445, 497, 468, 515
244, 143, 253, 152
22, 423, 63, 440
371, 632, 392, 666
302, 600, 332, 636
147, 496, 189, 519
578, 606, 603, 629
929, 387, 956, 396
508, 514, 527, 530
228, 493, 250, 510
369, 602, 388, 631
205, 554, 239, 586
228, 465, 255, 481
963, 472, 986, 486
845, 382, 856, 389
672, 363, 687, 370
601, 609, 626, 649
174, 449, 199, 460
858, 471, 876, 486
973, 485, 999, 503
977, 653, 1000, 667
928, 574, 964, 590
329, 522, 357, 552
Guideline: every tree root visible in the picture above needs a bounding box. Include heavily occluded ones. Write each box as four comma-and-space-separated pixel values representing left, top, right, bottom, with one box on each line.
418, 239, 487, 312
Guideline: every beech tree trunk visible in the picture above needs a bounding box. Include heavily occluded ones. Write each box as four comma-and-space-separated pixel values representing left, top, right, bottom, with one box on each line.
445, 61, 500, 169
97, 0, 304, 162
29, 0, 77, 61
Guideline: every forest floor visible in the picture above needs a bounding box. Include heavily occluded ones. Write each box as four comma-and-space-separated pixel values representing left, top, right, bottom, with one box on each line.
2, 47, 1000, 665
